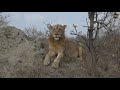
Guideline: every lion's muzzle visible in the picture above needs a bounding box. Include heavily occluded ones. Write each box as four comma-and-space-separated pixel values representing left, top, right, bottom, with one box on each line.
53, 34, 61, 41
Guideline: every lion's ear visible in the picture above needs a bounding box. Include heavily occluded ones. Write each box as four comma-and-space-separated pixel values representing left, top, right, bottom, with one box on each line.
63, 25, 67, 30
47, 24, 53, 30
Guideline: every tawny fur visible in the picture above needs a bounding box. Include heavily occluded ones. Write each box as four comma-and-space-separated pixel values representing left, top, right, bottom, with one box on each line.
44, 24, 85, 69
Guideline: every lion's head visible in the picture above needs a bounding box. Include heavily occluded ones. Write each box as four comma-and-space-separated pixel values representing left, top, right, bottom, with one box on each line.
47, 24, 67, 41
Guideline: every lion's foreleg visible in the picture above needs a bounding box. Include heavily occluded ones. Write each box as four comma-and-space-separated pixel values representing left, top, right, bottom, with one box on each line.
52, 53, 64, 68
44, 51, 55, 66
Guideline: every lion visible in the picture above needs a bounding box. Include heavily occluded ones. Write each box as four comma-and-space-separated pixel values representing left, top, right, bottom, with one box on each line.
44, 24, 85, 69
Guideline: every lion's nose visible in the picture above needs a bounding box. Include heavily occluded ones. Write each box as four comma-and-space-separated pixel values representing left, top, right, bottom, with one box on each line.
55, 34, 58, 35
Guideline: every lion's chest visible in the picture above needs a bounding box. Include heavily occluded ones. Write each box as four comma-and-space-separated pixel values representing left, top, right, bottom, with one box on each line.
49, 39, 65, 53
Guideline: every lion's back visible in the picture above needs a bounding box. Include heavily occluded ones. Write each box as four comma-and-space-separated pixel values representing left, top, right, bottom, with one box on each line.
64, 39, 80, 58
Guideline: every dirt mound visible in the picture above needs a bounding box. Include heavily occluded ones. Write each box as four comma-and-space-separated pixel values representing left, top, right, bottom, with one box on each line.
0, 26, 47, 77
0, 26, 28, 55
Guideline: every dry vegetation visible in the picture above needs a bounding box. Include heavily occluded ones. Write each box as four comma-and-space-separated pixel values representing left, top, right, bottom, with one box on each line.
0, 12, 120, 78
0, 26, 89, 78
0, 25, 120, 78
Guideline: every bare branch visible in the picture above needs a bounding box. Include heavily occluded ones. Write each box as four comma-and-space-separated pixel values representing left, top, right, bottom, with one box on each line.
72, 24, 90, 49
86, 18, 89, 27
93, 12, 100, 40
102, 18, 114, 31
0, 13, 9, 27
73, 24, 77, 34
94, 23, 99, 40
72, 24, 87, 42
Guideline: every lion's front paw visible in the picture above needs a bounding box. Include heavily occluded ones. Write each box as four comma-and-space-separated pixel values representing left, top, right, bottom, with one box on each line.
44, 59, 50, 66
52, 62, 59, 69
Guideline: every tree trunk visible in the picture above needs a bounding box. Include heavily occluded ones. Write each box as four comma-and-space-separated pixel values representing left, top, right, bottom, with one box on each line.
88, 12, 99, 77
89, 36, 97, 77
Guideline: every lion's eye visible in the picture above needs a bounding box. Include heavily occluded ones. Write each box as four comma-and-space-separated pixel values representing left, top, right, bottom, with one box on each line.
59, 29, 62, 30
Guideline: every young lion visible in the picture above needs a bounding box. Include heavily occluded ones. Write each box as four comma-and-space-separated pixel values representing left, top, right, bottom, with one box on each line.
44, 24, 85, 69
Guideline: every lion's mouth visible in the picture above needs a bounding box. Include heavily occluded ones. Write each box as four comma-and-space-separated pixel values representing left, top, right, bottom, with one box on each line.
53, 35, 61, 41
54, 37, 60, 40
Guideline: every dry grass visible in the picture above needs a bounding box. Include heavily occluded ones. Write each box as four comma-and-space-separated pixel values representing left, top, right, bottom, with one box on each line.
0, 26, 120, 78
0, 37, 89, 78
